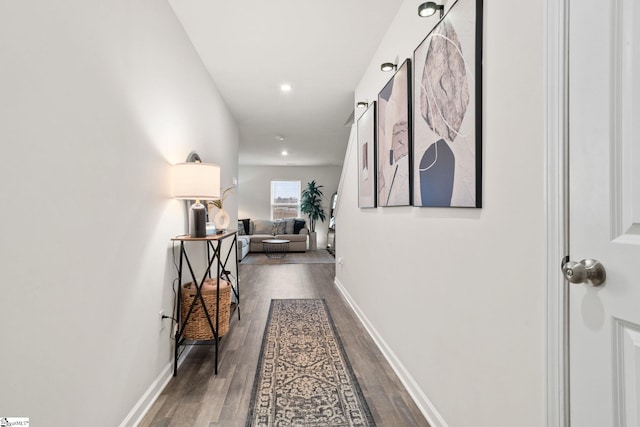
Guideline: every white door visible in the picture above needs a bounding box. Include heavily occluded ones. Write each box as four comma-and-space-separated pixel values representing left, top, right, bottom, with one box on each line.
568, 0, 640, 425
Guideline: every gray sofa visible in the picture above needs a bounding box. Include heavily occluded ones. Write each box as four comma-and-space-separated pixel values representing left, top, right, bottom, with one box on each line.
237, 218, 308, 260
237, 235, 250, 261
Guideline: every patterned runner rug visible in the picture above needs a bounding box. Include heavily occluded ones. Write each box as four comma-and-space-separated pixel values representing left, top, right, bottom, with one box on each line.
246, 299, 376, 426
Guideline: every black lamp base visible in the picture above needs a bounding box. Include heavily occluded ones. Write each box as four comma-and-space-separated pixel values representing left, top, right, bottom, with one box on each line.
189, 202, 206, 238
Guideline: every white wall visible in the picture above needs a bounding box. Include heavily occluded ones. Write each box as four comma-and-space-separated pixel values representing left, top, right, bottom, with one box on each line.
238, 165, 341, 249
0, 1, 238, 425
335, 1, 545, 426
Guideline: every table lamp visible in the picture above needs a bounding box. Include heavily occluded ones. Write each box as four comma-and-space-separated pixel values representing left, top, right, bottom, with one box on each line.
172, 162, 221, 237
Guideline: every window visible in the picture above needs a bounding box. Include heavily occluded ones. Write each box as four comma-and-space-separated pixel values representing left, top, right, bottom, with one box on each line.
271, 180, 301, 220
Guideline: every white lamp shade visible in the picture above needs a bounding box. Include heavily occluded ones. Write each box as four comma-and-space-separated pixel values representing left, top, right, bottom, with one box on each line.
172, 162, 221, 200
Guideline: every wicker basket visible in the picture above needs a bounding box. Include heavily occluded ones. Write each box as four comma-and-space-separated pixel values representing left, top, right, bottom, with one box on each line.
181, 278, 231, 340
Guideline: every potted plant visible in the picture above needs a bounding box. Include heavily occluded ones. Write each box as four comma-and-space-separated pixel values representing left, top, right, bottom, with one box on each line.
300, 180, 326, 250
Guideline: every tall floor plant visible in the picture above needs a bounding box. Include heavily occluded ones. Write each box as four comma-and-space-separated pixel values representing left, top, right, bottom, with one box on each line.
301, 180, 326, 250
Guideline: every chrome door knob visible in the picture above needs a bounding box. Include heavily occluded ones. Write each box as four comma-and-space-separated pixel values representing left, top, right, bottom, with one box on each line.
562, 259, 606, 286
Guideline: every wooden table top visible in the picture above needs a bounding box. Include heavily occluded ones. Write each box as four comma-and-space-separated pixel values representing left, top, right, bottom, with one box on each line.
171, 230, 237, 242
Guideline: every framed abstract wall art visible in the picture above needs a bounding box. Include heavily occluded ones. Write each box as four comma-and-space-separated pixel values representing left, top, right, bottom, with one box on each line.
412, 0, 483, 207
376, 59, 412, 207
357, 101, 377, 208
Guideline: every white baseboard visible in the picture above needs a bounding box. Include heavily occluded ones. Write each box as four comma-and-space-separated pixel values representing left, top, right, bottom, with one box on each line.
334, 277, 449, 427
119, 346, 193, 427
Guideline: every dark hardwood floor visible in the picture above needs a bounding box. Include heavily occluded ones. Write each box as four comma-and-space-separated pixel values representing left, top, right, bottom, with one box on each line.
139, 263, 429, 427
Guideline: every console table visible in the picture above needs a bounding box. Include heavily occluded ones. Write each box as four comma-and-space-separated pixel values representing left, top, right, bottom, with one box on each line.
171, 230, 239, 376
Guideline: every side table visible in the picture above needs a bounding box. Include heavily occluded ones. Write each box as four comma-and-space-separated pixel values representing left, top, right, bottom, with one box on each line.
263, 239, 290, 259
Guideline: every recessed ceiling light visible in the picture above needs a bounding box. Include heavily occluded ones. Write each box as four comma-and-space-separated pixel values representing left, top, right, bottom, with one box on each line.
280, 83, 292, 92
281, 150, 288, 156
276, 135, 285, 142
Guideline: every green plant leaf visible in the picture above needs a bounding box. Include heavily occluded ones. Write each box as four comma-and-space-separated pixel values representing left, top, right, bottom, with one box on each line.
300, 180, 326, 232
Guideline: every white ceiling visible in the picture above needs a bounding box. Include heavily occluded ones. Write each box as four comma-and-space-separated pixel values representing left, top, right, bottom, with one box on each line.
168, 0, 404, 166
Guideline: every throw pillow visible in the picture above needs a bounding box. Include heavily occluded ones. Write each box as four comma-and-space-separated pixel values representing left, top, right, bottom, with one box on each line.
240, 218, 251, 235
253, 219, 275, 235
284, 218, 295, 234
237, 220, 246, 235
293, 219, 306, 234
274, 219, 286, 235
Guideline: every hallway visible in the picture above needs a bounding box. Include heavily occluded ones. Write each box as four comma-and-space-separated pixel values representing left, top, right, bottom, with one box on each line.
139, 263, 429, 426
